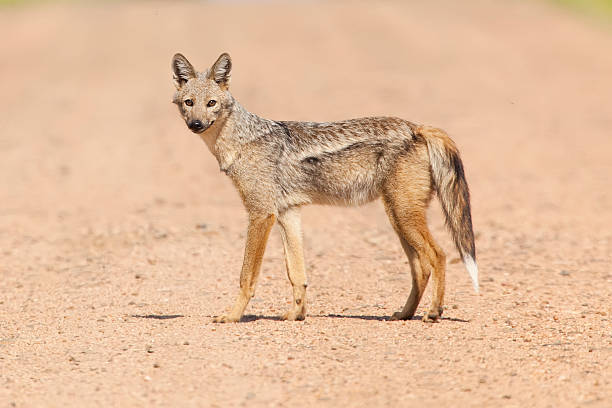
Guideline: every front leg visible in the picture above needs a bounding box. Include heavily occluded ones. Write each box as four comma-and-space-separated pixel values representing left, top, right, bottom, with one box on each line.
213, 213, 275, 323
277, 207, 307, 321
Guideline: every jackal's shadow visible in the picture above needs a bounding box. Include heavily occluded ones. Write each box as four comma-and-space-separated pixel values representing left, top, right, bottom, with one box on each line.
319, 314, 470, 322
131, 314, 184, 320
235, 313, 469, 322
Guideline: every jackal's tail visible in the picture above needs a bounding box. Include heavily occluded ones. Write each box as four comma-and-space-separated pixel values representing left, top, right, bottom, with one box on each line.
413, 124, 479, 293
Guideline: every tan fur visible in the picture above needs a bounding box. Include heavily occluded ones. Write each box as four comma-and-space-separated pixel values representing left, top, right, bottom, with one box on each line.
171, 53, 478, 323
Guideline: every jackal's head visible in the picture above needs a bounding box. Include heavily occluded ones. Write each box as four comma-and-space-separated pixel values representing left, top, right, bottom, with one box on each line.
171, 53, 233, 134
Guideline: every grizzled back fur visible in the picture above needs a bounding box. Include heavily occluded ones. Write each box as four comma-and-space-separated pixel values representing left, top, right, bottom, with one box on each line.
272, 118, 419, 208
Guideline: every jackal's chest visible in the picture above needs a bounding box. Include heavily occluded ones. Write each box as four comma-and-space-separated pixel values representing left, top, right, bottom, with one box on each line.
225, 157, 279, 212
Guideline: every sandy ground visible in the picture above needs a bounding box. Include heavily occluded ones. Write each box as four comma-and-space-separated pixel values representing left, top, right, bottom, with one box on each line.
1, 0, 611, 406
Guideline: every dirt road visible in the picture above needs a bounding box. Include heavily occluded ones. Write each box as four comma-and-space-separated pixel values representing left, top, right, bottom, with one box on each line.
1, 0, 611, 406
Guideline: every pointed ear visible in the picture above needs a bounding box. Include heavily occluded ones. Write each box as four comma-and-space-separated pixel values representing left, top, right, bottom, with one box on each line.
208, 53, 232, 89
172, 53, 196, 89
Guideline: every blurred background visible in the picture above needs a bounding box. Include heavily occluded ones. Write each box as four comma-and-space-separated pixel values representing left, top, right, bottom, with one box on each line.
0, 0, 610, 226
1, 0, 611, 231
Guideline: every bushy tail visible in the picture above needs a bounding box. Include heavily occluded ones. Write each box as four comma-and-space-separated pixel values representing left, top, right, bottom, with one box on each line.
413, 125, 479, 293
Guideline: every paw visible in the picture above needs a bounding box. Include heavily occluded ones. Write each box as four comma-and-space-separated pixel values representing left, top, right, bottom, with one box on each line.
422, 309, 441, 323
212, 314, 240, 323
282, 309, 306, 321
389, 311, 410, 321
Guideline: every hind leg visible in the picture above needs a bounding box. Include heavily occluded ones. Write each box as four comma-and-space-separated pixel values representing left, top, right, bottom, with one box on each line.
420, 227, 446, 322
384, 203, 447, 322
395, 236, 429, 320
383, 199, 433, 321
383, 152, 447, 322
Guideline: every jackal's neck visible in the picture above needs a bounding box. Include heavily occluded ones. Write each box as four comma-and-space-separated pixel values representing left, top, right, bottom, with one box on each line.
226, 98, 275, 141
209, 95, 275, 173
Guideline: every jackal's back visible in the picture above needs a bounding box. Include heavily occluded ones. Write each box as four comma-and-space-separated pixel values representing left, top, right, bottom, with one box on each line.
271, 117, 417, 208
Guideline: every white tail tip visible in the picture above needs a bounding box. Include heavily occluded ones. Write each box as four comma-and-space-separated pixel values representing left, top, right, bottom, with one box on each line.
463, 255, 479, 293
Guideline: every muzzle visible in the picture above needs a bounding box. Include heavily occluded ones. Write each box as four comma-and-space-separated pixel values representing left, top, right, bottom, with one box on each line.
187, 120, 214, 134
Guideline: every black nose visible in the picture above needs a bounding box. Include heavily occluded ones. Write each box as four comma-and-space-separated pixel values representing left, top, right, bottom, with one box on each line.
188, 120, 204, 131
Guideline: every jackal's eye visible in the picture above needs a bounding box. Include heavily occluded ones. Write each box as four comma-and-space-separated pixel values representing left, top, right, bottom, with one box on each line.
207, 100, 217, 107
184, 99, 193, 107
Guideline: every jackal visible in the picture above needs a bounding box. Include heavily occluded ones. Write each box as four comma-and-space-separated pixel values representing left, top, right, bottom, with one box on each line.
171, 52, 479, 323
